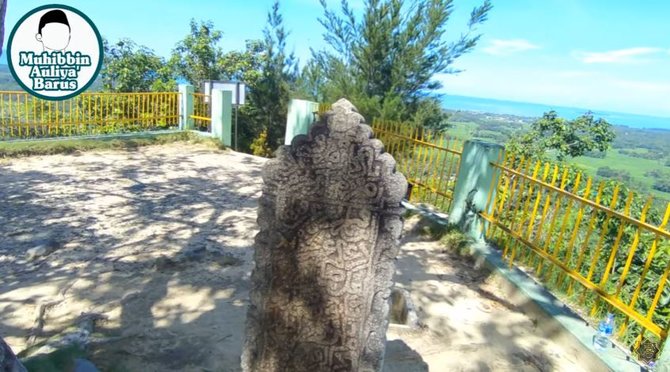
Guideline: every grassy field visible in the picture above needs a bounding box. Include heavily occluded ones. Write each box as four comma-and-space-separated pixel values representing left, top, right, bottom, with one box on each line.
442, 121, 475, 140
575, 150, 670, 200
444, 118, 670, 204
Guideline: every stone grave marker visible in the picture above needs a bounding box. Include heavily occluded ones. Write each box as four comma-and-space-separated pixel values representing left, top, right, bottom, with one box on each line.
241, 99, 407, 372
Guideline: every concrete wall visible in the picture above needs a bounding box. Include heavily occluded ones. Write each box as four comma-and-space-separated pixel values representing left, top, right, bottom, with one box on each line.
284, 99, 319, 145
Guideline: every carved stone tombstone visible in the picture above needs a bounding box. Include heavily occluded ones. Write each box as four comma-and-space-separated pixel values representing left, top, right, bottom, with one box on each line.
241, 99, 407, 372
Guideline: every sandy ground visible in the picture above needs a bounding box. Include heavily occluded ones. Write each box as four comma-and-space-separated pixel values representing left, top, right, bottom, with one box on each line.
386, 217, 586, 372
0, 143, 586, 371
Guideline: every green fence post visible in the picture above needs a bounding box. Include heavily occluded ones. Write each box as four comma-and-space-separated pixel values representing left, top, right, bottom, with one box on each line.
448, 140, 505, 241
284, 99, 319, 145
655, 337, 670, 371
179, 84, 194, 130
211, 89, 232, 146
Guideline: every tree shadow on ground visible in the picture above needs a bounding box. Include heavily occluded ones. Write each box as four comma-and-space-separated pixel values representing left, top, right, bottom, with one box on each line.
390, 215, 590, 371
0, 145, 265, 371
2, 143, 572, 371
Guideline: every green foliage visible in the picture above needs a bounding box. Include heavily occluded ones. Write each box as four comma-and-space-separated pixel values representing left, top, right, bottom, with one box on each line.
102, 39, 176, 92
645, 169, 670, 179
597, 166, 631, 182
241, 1, 297, 152
392, 111, 669, 355
218, 38, 282, 152
619, 148, 665, 160
576, 148, 668, 202
583, 150, 607, 159
85, 0, 493, 152
249, 128, 274, 157
0, 64, 20, 90
584, 180, 670, 349
1, 92, 179, 140
413, 216, 451, 240
612, 127, 670, 159
150, 64, 179, 92
313, 0, 492, 125
440, 228, 472, 255
380, 118, 665, 351
170, 19, 223, 89
653, 179, 670, 193
507, 110, 616, 161
219, 40, 264, 85
215, 39, 267, 151
487, 155, 670, 352
292, 59, 328, 102
410, 98, 453, 132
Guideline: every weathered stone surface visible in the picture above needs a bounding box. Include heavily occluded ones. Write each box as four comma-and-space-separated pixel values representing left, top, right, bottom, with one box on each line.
1, 337, 27, 372
389, 287, 420, 329
242, 99, 407, 372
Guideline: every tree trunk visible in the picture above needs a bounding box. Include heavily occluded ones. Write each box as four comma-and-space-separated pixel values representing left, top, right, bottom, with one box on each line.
0, 0, 6, 57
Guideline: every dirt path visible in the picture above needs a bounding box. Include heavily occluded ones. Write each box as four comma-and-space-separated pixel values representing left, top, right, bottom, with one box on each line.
0, 144, 585, 371
386, 217, 586, 371
1, 144, 264, 371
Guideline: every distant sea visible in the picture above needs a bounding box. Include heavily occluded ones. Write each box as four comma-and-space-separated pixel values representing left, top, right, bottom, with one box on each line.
441, 94, 670, 130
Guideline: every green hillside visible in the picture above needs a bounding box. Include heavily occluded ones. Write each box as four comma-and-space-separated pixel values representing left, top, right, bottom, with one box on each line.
445, 110, 670, 204
0, 64, 21, 90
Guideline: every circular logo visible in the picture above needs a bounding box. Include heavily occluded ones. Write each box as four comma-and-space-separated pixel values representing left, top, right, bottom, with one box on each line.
6, 4, 103, 101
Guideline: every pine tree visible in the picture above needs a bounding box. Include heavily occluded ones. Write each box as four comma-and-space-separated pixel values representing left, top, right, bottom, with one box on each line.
245, 1, 298, 153
314, 0, 492, 126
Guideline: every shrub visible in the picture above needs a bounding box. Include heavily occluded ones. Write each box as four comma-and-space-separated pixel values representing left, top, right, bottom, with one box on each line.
250, 129, 274, 158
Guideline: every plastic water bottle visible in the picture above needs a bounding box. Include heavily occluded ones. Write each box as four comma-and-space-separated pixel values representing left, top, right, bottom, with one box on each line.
593, 313, 615, 351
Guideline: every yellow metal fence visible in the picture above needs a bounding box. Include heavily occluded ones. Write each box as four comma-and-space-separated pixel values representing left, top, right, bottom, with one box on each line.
369, 118, 670, 359
317, 103, 331, 116
371, 118, 463, 211
191, 93, 211, 131
482, 153, 670, 357
0, 91, 180, 140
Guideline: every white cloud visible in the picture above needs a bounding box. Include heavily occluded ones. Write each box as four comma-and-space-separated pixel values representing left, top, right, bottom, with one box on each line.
557, 70, 594, 79
611, 79, 670, 94
482, 39, 540, 56
574, 47, 663, 64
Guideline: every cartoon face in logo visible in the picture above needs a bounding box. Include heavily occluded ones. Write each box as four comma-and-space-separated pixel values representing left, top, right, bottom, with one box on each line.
35, 10, 71, 51
7, 5, 103, 100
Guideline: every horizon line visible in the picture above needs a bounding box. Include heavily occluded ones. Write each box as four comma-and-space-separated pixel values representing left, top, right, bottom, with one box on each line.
441, 93, 670, 121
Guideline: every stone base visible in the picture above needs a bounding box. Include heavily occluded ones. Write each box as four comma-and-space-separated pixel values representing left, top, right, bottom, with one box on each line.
389, 287, 420, 329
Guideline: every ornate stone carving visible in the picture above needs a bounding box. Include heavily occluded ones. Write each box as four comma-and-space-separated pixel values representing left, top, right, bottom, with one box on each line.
241, 99, 407, 372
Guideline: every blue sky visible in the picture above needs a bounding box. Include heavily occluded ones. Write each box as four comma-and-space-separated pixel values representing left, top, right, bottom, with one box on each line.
2, 0, 669, 117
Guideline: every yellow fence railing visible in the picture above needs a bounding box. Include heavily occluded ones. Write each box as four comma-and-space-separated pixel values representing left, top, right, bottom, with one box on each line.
369, 117, 670, 361
317, 103, 331, 116
191, 93, 211, 131
371, 118, 463, 212
0, 91, 180, 140
481, 153, 670, 359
